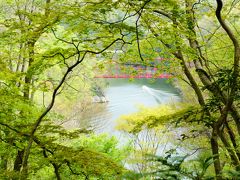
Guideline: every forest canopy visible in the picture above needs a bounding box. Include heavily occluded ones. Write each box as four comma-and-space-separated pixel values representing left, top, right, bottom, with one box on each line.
0, 0, 239, 179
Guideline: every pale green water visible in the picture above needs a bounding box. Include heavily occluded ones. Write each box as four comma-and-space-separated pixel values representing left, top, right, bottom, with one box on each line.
64, 78, 180, 138
89, 78, 180, 136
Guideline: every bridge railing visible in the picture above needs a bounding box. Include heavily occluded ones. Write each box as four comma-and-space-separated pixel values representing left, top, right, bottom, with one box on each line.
95, 58, 172, 78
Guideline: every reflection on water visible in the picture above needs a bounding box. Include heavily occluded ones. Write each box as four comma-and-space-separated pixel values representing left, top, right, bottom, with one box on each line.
63, 78, 180, 137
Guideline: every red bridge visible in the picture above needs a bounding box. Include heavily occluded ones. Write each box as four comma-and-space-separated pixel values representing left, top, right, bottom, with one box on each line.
94, 58, 172, 79
95, 74, 171, 79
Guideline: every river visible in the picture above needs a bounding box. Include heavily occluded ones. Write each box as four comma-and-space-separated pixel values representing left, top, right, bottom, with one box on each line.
63, 78, 180, 140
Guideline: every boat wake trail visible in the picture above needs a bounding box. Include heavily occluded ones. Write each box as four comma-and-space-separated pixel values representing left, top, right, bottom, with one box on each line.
142, 85, 180, 104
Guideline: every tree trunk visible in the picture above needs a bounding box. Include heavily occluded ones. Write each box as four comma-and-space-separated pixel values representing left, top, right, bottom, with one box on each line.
225, 121, 240, 161
230, 107, 240, 135
211, 125, 222, 180
218, 129, 240, 167
23, 41, 35, 99
0, 156, 7, 170
14, 150, 24, 172
173, 50, 205, 106
53, 163, 61, 180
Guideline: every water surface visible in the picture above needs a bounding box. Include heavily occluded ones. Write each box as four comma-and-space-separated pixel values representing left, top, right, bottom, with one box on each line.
74, 78, 180, 137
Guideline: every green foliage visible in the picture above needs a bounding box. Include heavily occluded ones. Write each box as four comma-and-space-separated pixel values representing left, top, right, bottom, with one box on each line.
116, 105, 175, 133
117, 103, 216, 133
116, 103, 217, 178
0, 0, 135, 178
54, 147, 123, 179
143, 150, 214, 180
67, 133, 132, 164
122, 148, 215, 180
29, 134, 129, 179
0, 0, 240, 179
